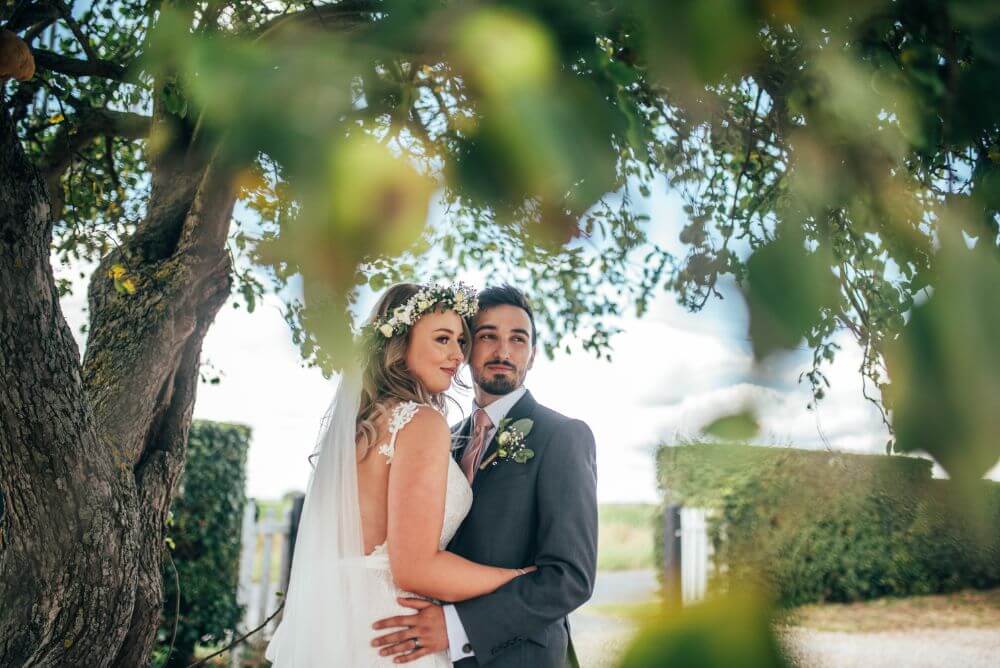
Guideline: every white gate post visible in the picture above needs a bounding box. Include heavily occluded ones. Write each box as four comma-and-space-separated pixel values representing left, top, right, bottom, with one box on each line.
231, 500, 257, 668
680, 507, 711, 605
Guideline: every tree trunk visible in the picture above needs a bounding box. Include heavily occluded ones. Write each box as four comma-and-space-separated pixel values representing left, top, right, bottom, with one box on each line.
0, 102, 139, 666
1, 98, 236, 664
89, 141, 236, 666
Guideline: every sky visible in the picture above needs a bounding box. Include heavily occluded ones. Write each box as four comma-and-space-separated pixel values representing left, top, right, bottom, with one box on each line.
56, 187, 1000, 503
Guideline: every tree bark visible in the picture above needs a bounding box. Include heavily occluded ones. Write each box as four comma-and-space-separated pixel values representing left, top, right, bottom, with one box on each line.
0, 102, 139, 666
1, 98, 235, 665
82, 135, 236, 664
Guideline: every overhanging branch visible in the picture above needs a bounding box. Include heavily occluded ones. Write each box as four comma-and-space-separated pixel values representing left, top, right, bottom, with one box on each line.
53, 0, 98, 62
253, 0, 382, 41
33, 48, 130, 81
2, 1, 59, 33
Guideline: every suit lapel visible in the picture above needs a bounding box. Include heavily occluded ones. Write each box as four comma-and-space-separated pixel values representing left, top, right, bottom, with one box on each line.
472, 390, 538, 493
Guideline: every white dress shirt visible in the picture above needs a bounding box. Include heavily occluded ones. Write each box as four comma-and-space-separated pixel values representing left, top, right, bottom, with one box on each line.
444, 386, 528, 661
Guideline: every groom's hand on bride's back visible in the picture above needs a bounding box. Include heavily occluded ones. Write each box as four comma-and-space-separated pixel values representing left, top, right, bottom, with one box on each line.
371, 598, 448, 663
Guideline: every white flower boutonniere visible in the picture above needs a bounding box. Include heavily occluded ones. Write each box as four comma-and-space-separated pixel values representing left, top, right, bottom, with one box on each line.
479, 418, 535, 470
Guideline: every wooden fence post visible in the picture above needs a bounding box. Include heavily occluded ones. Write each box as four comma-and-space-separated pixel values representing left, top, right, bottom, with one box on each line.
662, 503, 682, 608
287, 492, 306, 571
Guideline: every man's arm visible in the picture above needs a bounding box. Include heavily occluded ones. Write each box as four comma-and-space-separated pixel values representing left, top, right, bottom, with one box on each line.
454, 419, 598, 663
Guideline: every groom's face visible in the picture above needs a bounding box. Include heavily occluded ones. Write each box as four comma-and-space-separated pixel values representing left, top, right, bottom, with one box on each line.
470, 305, 535, 396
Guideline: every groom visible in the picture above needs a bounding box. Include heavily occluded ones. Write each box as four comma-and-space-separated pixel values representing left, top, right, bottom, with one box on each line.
371, 285, 598, 666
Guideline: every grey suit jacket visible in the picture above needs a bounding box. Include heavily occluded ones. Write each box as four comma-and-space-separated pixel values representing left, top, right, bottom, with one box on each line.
448, 390, 598, 667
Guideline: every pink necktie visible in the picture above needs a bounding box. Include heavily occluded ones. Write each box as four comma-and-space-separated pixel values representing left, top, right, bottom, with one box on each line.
461, 408, 493, 483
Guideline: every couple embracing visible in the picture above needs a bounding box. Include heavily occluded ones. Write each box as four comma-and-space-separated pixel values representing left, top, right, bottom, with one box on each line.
266, 284, 598, 667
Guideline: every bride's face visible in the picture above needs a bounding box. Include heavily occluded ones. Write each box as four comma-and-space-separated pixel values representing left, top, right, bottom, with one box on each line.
405, 309, 467, 394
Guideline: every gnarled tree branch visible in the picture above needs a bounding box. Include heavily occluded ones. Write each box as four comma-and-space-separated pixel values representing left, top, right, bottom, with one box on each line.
32, 47, 130, 81
53, 0, 98, 62
2, 1, 59, 33
253, 0, 381, 40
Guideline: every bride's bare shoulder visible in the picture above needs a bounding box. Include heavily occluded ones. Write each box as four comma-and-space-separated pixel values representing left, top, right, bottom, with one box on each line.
393, 405, 450, 454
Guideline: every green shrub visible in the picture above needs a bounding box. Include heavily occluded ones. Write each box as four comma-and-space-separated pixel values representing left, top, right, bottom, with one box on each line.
655, 443, 1000, 607
157, 421, 251, 667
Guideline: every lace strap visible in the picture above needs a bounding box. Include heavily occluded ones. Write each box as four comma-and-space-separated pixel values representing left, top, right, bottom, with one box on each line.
377, 401, 421, 463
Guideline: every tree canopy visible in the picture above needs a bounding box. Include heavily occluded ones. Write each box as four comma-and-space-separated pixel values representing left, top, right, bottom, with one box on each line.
7, 0, 997, 479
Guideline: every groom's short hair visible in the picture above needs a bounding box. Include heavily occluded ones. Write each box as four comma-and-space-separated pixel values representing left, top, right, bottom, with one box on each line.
476, 285, 536, 345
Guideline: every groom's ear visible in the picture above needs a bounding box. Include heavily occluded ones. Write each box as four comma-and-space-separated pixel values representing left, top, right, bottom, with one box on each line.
527, 344, 536, 370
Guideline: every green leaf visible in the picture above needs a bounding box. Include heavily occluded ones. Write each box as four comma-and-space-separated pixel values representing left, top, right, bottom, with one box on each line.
883, 227, 1000, 482
510, 418, 534, 435
701, 411, 760, 442
160, 80, 188, 118
743, 228, 840, 360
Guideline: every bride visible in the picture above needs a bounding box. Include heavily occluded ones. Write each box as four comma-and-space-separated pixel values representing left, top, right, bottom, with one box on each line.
266, 282, 534, 666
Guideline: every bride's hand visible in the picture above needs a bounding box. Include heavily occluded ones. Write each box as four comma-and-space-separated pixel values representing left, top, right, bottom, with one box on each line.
513, 565, 537, 576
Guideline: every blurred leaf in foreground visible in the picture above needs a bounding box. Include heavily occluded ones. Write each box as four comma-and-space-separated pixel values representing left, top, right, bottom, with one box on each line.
883, 221, 1000, 483
743, 225, 841, 360
701, 410, 761, 442
617, 588, 791, 668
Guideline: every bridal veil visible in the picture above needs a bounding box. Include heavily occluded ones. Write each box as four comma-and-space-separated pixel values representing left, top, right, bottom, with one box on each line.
265, 366, 370, 666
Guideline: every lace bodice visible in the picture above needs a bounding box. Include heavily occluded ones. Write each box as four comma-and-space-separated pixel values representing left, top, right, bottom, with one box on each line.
375, 401, 422, 463
366, 402, 473, 563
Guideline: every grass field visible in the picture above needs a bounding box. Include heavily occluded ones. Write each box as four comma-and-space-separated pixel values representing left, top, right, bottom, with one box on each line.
597, 503, 657, 571
250, 500, 658, 580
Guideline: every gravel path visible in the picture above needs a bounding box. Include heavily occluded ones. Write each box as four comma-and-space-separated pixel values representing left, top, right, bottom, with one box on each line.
782, 627, 1000, 668
570, 570, 656, 667
571, 572, 1000, 668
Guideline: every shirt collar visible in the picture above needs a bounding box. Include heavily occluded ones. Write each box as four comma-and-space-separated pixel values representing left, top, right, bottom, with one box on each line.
474, 386, 528, 430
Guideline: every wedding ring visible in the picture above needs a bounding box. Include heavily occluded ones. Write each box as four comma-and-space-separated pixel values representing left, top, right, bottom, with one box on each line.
414, 638, 422, 649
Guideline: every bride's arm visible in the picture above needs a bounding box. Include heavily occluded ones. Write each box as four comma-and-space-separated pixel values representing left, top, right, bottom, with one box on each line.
386, 408, 528, 603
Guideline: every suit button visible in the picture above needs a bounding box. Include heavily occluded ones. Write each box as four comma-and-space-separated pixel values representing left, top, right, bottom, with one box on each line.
462, 643, 472, 654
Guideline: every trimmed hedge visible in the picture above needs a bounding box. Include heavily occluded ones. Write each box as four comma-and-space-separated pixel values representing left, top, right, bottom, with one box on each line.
155, 421, 251, 668
656, 443, 1000, 607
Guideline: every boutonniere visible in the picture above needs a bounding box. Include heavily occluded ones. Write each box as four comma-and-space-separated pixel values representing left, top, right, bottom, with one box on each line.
479, 418, 535, 470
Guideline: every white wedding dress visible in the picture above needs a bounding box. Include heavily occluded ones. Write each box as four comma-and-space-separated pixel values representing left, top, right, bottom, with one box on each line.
363, 401, 474, 666
267, 396, 473, 667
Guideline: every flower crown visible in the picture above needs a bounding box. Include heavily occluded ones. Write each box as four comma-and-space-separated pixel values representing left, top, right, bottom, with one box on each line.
367, 282, 479, 340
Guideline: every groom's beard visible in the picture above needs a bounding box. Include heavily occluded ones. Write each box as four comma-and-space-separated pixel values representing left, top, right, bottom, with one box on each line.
476, 361, 519, 395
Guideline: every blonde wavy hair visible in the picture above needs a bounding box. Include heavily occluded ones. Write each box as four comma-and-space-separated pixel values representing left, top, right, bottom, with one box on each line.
355, 283, 473, 459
